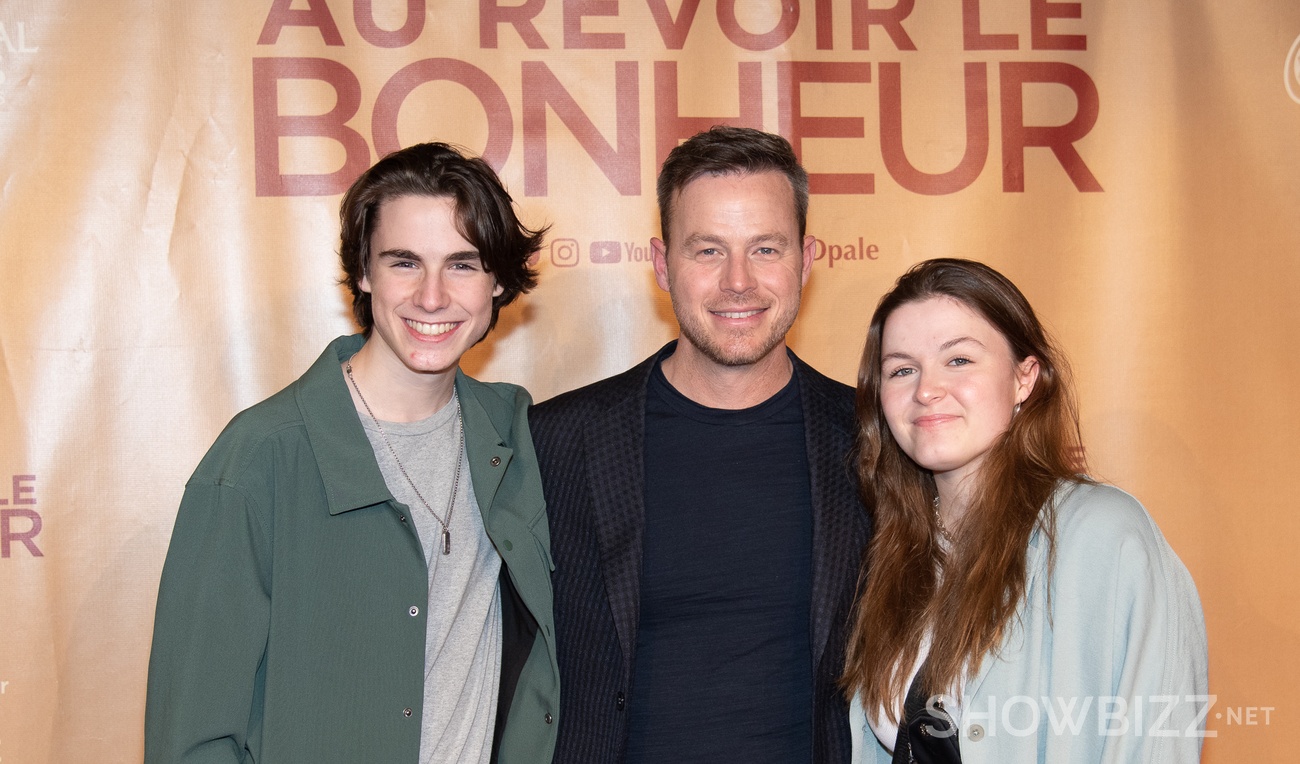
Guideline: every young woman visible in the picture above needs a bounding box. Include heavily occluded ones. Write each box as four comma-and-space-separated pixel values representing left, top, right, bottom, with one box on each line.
843, 259, 1208, 763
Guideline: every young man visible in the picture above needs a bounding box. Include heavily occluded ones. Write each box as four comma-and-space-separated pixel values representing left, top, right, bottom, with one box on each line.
530, 127, 871, 763
146, 143, 559, 763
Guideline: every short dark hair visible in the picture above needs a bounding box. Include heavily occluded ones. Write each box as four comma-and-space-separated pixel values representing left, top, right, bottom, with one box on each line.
339, 142, 545, 331
656, 126, 809, 245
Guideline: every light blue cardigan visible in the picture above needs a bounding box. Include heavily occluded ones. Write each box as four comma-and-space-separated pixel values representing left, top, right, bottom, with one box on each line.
852, 482, 1209, 764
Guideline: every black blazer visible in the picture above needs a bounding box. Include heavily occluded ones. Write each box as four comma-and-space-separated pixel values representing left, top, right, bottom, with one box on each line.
530, 346, 871, 764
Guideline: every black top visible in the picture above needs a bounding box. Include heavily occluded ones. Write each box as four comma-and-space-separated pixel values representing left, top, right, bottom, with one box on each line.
528, 343, 869, 764
624, 357, 814, 763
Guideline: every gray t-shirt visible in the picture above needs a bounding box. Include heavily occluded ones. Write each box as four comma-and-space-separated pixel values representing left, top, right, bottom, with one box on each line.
361, 395, 502, 764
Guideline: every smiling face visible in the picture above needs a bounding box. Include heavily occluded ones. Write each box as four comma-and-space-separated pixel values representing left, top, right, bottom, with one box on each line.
652, 171, 815, 372
880, 296, 1039, 494
360, 194, 503, 385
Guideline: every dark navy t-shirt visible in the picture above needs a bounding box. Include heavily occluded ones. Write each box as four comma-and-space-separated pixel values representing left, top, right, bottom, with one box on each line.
625, 356, 814, 763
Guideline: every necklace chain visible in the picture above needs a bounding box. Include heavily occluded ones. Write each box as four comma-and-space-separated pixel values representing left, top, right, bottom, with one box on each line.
932, 496, 954, 545
346, 362, 462, 555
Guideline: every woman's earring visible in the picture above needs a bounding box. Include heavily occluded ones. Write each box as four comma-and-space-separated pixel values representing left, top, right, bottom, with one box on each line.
1013, 402, 1022, 416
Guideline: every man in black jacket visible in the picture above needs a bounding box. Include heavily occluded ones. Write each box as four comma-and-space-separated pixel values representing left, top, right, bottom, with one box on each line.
530, 127, 870, 764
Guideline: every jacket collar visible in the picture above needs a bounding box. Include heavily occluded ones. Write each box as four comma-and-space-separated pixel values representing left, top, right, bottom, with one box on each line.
297, 335, 391, 515
458, 373, 514, 518
586, 349, 659, 666
792, 352, 865, 672
295, 335, 510, 516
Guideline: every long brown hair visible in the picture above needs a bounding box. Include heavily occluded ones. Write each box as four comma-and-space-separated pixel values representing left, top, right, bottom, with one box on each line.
841, 258, 1086, 719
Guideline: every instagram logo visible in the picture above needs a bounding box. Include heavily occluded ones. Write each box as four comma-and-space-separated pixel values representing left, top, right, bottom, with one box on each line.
550, 239, 579, 267
589, 241, 621, 264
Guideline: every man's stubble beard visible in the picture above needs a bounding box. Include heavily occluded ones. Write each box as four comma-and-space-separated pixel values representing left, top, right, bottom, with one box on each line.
669, 291, 802, 368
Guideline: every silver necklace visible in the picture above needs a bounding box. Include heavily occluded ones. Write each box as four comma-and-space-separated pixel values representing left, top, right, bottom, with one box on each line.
346, 362, 462, 555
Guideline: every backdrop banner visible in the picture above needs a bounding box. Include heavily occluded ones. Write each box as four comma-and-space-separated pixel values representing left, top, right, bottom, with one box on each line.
1, 0, 1296, 760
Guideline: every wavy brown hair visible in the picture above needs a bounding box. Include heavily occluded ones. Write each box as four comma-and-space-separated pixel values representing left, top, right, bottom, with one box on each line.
338, 142, 544, 333
841, 258, 1087, 720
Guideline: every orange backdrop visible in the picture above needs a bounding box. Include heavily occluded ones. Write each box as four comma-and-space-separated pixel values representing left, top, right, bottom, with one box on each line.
1, 1, 1297, 760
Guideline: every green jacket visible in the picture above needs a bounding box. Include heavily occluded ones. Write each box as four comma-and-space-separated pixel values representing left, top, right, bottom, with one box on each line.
146, 335, 559, 763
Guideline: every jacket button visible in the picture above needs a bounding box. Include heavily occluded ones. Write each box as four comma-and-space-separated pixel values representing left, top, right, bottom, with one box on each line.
403, 707, 413, 718
968, 724, 985, 741
544, 712, 553, 724
502, 539, 513, 552
616, 692, 626, 711
490, 456, 502, 467
409, 606, 419, 616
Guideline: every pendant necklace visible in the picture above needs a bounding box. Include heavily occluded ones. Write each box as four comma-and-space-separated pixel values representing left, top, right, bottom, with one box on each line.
346, 362, 462, 555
